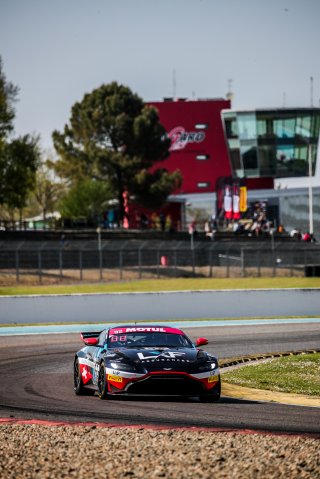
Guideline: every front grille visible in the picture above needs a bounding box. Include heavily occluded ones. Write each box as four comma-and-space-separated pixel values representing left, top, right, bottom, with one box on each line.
126, 374, 205, 396
140, 360, 191, 373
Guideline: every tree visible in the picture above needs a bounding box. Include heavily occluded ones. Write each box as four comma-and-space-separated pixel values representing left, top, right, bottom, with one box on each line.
0, 56, 18, 139
0, 135, 40, 215
0, 57, 40, 218
33, 157, 63, 221
53, 82, 181, 221
58, 178, 112, 221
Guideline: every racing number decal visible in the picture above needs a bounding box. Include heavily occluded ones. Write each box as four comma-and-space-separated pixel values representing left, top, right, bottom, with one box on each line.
110, 335, 127, 342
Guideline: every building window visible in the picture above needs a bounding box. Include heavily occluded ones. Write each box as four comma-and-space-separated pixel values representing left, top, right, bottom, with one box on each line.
196, 154, 210, 160
197, 182, 210, 188
195, 123, 208, 129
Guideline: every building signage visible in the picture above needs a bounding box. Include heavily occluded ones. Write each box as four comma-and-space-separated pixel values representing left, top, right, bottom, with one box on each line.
168, 126, 206, 151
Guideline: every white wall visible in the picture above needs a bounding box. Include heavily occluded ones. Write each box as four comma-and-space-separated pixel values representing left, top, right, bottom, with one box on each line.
0, 289, 319, 325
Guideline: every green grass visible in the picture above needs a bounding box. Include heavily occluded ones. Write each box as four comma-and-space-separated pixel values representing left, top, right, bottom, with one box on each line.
1, 277, 320, 296
222, 353, 320, 397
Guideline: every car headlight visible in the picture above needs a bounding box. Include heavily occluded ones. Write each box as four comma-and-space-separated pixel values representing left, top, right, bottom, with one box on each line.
109, 361, 136, 372
198, 361, 218, 372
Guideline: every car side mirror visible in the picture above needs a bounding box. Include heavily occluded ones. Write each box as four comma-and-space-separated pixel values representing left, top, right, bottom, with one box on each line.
195, 337, 208, 347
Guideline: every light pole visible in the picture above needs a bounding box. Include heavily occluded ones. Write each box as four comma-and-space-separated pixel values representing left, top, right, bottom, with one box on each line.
308, 143, 314, 235
96, 227, 101, 251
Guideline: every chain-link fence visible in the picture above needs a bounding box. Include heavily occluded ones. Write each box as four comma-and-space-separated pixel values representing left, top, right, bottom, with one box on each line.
1, 239, 320, 285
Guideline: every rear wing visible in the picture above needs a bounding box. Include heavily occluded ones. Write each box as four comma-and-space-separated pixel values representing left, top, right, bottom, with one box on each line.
80, 331, 102, 345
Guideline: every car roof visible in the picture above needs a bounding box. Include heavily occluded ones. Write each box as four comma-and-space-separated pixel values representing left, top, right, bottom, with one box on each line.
108, 325, 185, 336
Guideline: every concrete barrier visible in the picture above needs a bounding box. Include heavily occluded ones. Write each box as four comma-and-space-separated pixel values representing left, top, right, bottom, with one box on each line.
0, 289, 319, 324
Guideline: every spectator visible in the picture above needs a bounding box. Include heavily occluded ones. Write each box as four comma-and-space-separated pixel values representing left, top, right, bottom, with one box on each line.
303, 232, 312, 242
290, 228, 302, 240
159, 213, 165, 231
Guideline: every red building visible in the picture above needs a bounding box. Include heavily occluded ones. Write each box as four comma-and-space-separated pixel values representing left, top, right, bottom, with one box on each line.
149, 98, 232, 194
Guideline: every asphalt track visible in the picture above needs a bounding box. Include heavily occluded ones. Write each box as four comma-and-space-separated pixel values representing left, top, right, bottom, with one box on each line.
0, 322, 320, 434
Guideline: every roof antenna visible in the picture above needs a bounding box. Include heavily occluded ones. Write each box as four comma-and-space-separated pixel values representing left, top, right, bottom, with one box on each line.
310, 76, 314, 107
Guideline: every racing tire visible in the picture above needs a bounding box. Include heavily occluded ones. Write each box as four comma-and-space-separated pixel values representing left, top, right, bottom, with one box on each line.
74, 359, 86, 395
74, 359, 95, 396
199, 380, 221, 403
98, 362, 109, 400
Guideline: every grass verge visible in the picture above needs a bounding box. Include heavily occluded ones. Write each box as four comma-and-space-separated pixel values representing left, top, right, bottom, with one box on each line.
1, 277, 320, 296
222, 353, 320, 397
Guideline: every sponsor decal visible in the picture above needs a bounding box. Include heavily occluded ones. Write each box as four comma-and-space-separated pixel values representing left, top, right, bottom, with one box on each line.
109, 326, 183, 336
111, 327, 166, 334
137, 351, 186, 361
168, 126, 206, 151
80, 364, 93, 384
208, 375, 219, 383
108, 374, 123, 383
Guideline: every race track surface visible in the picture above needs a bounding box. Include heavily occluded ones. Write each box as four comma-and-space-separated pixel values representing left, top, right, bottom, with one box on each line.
1, 323, 320, 434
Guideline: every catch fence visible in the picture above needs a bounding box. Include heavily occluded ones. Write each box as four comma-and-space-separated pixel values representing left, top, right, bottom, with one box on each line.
0, 239, 319, 284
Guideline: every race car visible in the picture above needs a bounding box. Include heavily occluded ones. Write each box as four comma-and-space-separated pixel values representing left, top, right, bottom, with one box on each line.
73, 325, 221, 402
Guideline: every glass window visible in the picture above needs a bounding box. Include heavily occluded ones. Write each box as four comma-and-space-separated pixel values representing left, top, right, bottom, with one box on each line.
224, 116, 238, 139
275, 145, 299, 177
256, 113, 276, 138
296, 115, 311, 138
108, 332, 192, 349
258, 146, 277, 176
237, 113, 257, 140
241, 144, 258, 177
257, 119, 267, 137
274, 118, 295, 138
229, 148, 242, 174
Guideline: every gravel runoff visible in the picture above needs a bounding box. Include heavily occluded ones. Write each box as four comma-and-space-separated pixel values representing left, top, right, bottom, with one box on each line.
0, 424, 319, 479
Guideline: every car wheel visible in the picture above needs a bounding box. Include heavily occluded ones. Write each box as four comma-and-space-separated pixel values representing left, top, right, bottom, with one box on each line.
74, 359, 86, 395
98, 362, 109, 399
74, 359, 95, 396
199, 380, 221, 403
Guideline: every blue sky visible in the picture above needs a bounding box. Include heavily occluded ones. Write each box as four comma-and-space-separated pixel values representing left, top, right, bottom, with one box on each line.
1, 0, 320, 151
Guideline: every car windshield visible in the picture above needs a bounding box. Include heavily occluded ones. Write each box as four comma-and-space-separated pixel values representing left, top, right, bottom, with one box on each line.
107, 332, 193, 349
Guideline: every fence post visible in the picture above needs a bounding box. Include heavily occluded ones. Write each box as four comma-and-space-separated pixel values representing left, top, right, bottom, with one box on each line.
79, 250, 83, 281
99, 249, 103, 280
290, 252, 294, 277
119, 250, 123, 280
174, 250, 177, 277
208, 247, 213, 278
59, 250, 63, 280
15, 250, 20, 283
191, 248, 195, 276
38, 250, 42, 284
138, 242, 146, 280
157, 249, 160, 278
138, 248, 142, 279
241, 248, 245, 277
272, 252, 276, 277
257, 250, 261, 277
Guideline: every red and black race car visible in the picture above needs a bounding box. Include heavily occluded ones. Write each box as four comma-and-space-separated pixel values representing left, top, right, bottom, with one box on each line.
73, 325, 221, 402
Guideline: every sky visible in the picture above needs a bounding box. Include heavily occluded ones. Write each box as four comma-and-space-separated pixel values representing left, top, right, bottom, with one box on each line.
1, 0, 320, 152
